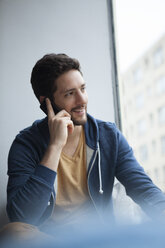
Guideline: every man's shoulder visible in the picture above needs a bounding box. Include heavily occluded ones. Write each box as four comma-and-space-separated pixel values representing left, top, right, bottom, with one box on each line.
15, 117, 48, 144
19, 118, 47, 134
89, 114, 117, 132
96, 118, 116, 128
96, 119, 119, 141
87, 113, 119, 139
87, 113, 115, 125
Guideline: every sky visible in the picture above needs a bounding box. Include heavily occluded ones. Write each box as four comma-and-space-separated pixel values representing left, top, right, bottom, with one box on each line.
115, 0, 165, 72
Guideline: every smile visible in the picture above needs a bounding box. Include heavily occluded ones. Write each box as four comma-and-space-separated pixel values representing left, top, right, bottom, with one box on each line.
72, 108, 86, 115
74, 109, 84, 112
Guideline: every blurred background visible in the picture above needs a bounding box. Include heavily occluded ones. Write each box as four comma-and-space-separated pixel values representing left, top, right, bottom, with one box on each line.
113, 0, 165, 223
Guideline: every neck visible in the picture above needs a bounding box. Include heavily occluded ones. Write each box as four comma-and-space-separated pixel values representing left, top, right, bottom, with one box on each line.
62, 125, 83, 156
67, 125, 82, 142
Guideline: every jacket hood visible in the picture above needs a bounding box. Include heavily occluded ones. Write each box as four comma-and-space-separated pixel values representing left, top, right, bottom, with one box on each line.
84, 113, 99, 150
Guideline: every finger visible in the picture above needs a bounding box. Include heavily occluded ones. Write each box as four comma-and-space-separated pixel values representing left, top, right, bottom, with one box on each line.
46, 98, 55, 119
66, 120, 74, 134
56, 109, 71, 118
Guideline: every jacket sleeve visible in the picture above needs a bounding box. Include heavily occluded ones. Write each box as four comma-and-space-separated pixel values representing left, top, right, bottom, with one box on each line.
115, 126, 165, 219
7, 130, 56, 225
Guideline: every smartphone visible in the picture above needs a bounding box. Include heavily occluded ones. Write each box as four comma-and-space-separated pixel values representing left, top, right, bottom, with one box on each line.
40, 98, 60, 115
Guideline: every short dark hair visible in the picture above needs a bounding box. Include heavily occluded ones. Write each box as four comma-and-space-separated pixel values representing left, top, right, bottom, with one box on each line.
30, 53, 82, 100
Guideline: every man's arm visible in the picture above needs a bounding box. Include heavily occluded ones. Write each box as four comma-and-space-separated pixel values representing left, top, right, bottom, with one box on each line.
7, 137, 56, 225
7, 98, 73, 225
115, 127, 165, 219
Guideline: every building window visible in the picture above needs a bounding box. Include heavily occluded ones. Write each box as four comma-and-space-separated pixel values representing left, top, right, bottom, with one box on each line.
135, 93, 144, 109
146, 86, 153, 97
133, 67, 143, 83
149, 113, 154, 127
137, 119, 147, 135
156, 75, 165, 94
153, 47, 163, 67
158, 106, 165, 124
139, 144, 148, 161
161, 136, 165, 155
144, 57, 149, 67
151, 140, 156, 152
154, 168, 159, 179
163, 165, 165, 183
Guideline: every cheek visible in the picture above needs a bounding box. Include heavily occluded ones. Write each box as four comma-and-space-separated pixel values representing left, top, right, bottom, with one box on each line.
62, 100, 74, 110
85, 93, 88, 103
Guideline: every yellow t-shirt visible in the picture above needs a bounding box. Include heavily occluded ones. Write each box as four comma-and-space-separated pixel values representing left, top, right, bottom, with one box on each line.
52, 128, 90, 223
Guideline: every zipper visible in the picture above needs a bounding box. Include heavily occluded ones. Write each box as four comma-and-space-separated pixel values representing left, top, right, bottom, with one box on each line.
87, 149, 103, 221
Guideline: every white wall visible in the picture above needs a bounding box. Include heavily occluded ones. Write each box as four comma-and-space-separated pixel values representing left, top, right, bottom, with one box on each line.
0, 0, 115, 227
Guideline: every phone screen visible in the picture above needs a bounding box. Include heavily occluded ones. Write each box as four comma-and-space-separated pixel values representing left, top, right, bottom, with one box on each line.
40, 98, 60, 115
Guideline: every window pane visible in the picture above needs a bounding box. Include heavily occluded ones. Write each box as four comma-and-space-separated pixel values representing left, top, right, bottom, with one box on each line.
161, 136, 165, 154
115, 0, 165, 197
158, 106, 165, 124
156, 75, 165, 94
133, 68, 143, 83
154, 47, 163, 67
137, 119, 146, 135
135, 93, 144, 109
139, 144, 148, 162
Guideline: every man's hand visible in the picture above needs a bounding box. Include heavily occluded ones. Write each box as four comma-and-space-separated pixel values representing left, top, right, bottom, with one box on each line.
46, 98, 74, 149
40, 98, 74, 172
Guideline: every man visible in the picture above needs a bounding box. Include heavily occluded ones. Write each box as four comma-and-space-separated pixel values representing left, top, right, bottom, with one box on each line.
6, 53, 165, 232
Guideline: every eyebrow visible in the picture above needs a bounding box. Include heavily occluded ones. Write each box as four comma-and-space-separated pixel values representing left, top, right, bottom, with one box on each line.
61, 83, 86, 94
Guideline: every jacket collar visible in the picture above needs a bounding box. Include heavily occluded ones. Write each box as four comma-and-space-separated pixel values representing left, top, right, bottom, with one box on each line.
84, 113, 99, 150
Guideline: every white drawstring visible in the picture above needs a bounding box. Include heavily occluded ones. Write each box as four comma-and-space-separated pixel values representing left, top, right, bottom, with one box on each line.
97, 142, 103, 194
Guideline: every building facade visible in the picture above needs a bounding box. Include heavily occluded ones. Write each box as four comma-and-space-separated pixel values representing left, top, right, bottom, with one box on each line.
120, 34, 165, 191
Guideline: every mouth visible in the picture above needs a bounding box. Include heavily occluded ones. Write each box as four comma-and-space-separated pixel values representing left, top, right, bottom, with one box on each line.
71, 106, 86, 116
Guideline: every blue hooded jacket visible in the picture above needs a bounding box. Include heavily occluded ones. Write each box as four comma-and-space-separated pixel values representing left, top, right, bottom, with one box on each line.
7, 114, 165, 225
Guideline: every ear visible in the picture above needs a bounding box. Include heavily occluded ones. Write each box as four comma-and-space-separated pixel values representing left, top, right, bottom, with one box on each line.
39, 96, 46, 104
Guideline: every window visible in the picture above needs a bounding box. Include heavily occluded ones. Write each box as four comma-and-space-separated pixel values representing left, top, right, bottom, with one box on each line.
156, 75, 165, 94
153, 47, 163, 67
139, 144, 148, 161
154, 168, 159, 179
149, 113, 154, 126
144, 57, 149, 67
151, 140, 156, 152
135, 93, 144, 109
137, 119, 147, 135
158, 106, 165, 124
114, 0, 165, 193
161, 136, 165, 154
146, 86, 153, 97
133, 68, 142, 83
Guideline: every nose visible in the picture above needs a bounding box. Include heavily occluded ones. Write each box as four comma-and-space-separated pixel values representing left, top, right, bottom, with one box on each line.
76, 90, 87, 105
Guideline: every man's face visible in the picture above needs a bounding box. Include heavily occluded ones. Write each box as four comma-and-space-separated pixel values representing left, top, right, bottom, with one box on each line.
53, 69, 88, 125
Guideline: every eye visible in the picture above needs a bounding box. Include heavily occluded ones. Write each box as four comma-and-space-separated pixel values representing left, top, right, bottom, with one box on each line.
81, 86, 86, 92
65, 91, 74, 97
